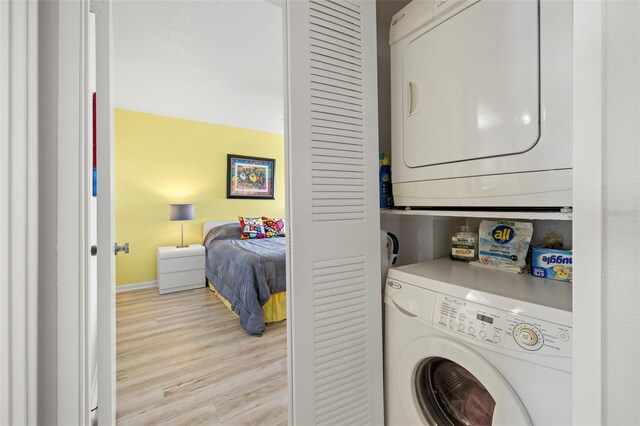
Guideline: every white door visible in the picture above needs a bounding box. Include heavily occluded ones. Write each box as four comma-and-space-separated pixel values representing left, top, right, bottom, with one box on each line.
94, 0, 116, 424
88, 11, 98, 417
402, 0, 540, 168
285, 0, 383, 424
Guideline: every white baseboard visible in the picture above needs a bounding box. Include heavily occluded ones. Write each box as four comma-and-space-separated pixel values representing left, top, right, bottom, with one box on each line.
116, 280, 157, 293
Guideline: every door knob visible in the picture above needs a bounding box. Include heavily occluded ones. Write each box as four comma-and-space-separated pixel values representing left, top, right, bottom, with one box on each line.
114, 242, 130, 255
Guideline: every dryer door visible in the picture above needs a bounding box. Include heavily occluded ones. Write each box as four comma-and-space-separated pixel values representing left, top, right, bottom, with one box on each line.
398, 336, 531, 426
402, 0, 539, 168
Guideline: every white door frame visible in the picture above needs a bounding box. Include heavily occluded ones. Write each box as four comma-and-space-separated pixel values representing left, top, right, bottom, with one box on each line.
57, 0, 92, 424
93, 0, 117, 423
0, 1, 39, 424
57, 0, 116, 423
572, 0, 604, 423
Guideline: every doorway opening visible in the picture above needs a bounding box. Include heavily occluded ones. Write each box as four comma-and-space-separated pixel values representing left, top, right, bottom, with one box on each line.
89, 1, 288, 424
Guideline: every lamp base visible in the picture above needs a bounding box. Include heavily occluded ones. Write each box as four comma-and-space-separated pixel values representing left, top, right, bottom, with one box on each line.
176, 223, 188, 248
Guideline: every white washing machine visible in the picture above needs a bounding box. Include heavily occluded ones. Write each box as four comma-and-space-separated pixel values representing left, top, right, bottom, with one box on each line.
390, 0, 573, 207
384, 259, 572, 425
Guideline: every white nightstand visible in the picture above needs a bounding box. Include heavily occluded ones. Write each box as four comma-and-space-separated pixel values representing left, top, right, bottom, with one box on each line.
157, 244, 206, 294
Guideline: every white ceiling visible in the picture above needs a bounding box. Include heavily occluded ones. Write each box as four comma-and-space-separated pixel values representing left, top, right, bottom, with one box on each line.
114, 1, 284, 134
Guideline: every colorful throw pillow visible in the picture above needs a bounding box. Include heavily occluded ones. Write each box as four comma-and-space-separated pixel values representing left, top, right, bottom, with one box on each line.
239, 216, 266, 239
262, 217, 286, 238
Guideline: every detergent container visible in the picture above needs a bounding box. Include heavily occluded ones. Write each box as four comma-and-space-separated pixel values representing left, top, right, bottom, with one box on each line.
379, 153, 394, 208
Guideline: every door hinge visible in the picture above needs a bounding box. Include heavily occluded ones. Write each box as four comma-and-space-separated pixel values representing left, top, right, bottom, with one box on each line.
90, 245, 97, 256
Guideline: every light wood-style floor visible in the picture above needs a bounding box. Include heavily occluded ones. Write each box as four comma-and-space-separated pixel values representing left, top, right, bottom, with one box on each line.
116, 288, 287, 426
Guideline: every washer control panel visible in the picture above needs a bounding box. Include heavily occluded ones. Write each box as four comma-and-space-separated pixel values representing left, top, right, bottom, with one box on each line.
433, 294, 572, 357
434, 294, 507, 346
505, 314, 572, 356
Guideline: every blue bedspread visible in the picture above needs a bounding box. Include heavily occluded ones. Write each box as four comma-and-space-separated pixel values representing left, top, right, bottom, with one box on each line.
204, 223, 286, 336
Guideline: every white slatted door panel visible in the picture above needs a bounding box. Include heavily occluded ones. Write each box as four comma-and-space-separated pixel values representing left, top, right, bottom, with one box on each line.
310, 0, 366, 223
286, 0, 383, 425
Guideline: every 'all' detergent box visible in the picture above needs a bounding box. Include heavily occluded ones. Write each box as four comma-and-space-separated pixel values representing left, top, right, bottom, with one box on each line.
478, 220, 533, 272
531, 247, 573, 283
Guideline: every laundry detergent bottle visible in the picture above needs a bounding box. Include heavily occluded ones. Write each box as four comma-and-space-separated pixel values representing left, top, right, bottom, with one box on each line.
380, 153, 394, 209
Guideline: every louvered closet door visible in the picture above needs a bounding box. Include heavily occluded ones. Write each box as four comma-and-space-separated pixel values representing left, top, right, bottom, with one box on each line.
285, 1, 383, 425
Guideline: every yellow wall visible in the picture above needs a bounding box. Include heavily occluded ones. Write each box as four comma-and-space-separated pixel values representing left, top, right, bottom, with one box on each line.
115, 109, 285, 286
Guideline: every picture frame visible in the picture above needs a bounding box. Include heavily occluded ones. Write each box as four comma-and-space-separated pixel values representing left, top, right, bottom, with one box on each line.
227, 154, 276, 199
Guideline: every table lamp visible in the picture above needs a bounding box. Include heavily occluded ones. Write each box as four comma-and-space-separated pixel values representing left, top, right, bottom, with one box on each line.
169, 203, 194, 248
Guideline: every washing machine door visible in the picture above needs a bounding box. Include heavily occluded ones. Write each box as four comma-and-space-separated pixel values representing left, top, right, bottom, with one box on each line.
398, 336, 531, 426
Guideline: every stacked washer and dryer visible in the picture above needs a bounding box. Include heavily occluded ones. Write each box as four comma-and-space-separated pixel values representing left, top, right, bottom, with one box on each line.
384, 0, 573, 424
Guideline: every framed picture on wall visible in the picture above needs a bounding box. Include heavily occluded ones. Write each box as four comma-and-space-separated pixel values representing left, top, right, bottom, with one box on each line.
227, 154, 276, 199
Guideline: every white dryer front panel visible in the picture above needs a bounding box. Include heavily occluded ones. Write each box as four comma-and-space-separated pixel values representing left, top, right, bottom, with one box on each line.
389, 0, 573, 207
402, 0, 539, 168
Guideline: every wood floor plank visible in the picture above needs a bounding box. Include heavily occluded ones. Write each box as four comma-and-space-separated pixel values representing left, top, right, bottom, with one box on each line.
116, 288, 287, 425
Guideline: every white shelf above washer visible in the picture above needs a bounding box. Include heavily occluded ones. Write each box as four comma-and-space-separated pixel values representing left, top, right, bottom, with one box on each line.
380, 208, 572, 221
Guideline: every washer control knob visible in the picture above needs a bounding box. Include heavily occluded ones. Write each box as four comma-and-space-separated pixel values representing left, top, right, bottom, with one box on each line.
513, 323, 544, 350
518, 328, 539, 346
469, 327, 475, 334
458, 324, 465, 331
440, 317, 446, 324
449, 320, 455, 327
493, 335, 501, 343
479, 331, 487, 338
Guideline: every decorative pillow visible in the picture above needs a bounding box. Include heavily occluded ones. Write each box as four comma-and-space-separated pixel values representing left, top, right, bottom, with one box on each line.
239, 216, 266, 239
262, 217, 286, 238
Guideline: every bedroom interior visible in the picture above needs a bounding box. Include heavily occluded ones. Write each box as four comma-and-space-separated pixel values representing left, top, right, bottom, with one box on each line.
114, 110, 286, 289
109, 1, 290, 423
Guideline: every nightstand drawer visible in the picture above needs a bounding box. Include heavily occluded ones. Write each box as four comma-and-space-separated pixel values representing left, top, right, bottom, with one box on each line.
158, 255, 205, 274
158, 269, 205, 292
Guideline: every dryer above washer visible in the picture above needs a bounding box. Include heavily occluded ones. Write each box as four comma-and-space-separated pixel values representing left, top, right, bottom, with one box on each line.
389, 0, 573, 208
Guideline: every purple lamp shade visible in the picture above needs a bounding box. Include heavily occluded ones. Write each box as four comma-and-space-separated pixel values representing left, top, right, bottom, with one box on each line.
169, 203, 194, 221
169, 203, 194, 248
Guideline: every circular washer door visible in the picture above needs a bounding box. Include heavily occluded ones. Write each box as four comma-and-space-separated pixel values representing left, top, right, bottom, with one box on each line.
398, 337, 531, 426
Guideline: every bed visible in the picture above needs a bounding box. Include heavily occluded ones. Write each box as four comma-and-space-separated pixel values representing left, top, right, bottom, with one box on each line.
202, 221, 286, 336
